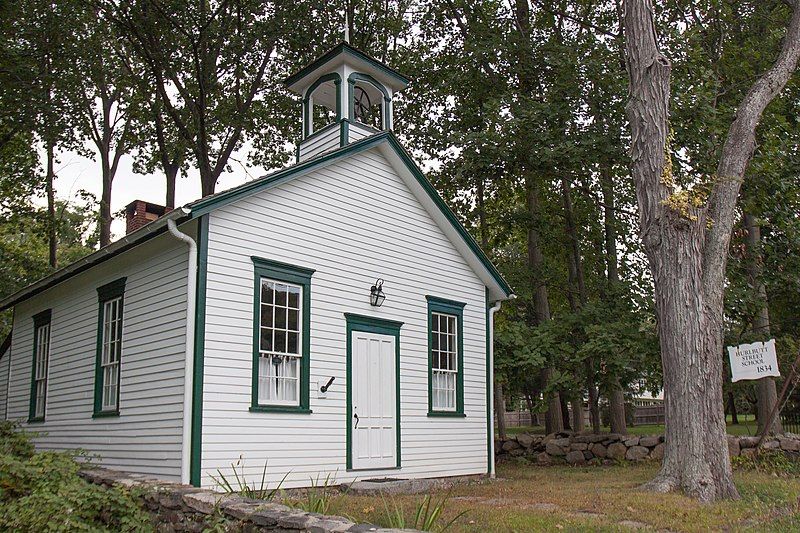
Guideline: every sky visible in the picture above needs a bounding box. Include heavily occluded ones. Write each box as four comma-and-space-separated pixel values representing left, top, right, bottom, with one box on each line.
50, 142, 269, 240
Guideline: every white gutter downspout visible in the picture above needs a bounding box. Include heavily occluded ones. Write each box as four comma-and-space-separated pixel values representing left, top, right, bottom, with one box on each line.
488, 299, 503, 478
167, 216, 196, 485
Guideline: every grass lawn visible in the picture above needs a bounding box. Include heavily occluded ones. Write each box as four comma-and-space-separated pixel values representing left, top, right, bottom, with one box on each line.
319, 462, 800, 532
502, 414, 759, 438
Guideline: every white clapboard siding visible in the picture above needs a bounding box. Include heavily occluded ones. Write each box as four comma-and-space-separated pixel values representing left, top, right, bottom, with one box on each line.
5, 225, 194, 481
347, 120, 377, 143
298, 125, 341, 162
201, 148, 488, 489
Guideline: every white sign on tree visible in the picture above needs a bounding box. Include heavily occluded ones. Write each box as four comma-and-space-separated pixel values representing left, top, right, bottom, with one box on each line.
728, 339, 780, 382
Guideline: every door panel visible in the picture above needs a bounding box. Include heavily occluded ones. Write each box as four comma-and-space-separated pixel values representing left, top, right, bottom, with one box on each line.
351, 332, 396, 470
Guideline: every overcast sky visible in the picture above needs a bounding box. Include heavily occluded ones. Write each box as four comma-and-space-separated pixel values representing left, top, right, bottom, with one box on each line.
50, 142, 269, 240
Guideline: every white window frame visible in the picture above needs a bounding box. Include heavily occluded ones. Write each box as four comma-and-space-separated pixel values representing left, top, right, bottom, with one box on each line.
32, 322, 51, 419
257, 278, 303, 407
100, 296, 122, 412
431, 311, 458, 412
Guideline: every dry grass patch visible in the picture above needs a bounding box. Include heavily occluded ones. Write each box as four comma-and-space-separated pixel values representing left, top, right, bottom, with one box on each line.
322, 462, 800, 532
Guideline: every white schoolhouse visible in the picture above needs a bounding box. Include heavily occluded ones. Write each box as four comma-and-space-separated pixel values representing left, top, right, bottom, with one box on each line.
0, 43, 513, 489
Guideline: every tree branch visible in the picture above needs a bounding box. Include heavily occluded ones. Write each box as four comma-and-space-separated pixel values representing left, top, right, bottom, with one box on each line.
703, 4, 800, 295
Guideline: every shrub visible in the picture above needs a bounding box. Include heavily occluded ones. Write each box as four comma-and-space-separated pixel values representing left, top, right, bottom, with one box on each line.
732, 449, 800, 476
210, 455, 287, 500
381, 492, 466, 532
0, 421, 150, 532
289, 472, 346, 515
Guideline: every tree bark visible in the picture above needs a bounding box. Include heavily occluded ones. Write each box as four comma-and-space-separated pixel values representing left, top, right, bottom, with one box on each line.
727, 390, 739, 425
571, 397, 585, 432
494, 381, 507, 440
744, 212, 782, 434
560, 176, 593, 434
560, 394, 572, 431
45, 141, 57, 269
609, 381, 627, 434
587, 374, 601, 433
625, 0, 800, 502
165, 165, 178, 209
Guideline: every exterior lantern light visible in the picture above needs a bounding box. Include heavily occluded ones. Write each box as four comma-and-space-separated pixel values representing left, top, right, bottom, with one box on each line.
370, 279, 386, 307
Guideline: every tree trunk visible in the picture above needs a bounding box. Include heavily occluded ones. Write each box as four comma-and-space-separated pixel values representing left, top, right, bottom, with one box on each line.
165, 163, 179, 209
99, 157, 113, 248
560, 394, 572, 431
609, 381, 627, 434
727, 390, 739, 425
527, 179, 562, 433
587, 373, 601, 433
514, 0, 561, 434
623, 0, 800, 501
744, 212, 782, 435
571, 397, 585, 432
600, 165, 628, 434
494, 381, 507, 440
45, 141, 57, 269
626, 0, 730, 501
560, 176, 592, 435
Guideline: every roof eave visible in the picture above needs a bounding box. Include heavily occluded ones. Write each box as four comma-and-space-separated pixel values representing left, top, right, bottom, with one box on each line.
284, 42, 410, 91
0, 208, 191, 312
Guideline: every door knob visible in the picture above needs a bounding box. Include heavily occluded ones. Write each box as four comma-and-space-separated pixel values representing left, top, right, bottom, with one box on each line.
354, 413, 359, 429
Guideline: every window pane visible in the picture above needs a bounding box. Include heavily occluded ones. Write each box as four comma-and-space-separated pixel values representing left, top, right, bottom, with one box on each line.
274, 331, 286, 352
262, 281, 274, 303
287, 332, 298, 354
275, 285, 287, 307
260, 328, 273, 351
287, 286, 300, 308
287, 308, 299, 331
261, 304, 273, 328
275, 306, 287, 329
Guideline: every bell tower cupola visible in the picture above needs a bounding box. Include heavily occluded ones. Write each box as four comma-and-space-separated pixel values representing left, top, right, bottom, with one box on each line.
284, 42, 409, 162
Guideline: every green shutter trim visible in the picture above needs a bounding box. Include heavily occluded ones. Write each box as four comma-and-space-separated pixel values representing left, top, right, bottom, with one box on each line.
190, 216, 209, 487
485, 288, 492, 474
344, 313, 403, 471
284, 42, 410, 88
28, 309, 51, 423
340, 119, 349, 147
186, 132, 512, 298
250, 256, 314, 414
93, 277, 126, 418
426, 295, 466, 417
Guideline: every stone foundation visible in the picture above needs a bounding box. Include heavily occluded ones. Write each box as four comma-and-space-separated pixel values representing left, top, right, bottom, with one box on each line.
79, 467, 416, 532
496, 432, 800, 465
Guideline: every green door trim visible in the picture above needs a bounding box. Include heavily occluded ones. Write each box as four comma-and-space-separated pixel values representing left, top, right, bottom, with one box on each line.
344, 313, 403, 471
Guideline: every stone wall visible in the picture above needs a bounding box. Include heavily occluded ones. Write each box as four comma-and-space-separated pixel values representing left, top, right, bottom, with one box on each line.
496, 432, 800, 465
79, 467, 414, 532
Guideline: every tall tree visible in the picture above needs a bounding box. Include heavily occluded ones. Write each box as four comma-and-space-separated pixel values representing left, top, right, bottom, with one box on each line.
624, 0, 800, 501
75, 7, 137, 246
6, 0, 83, 267
102, 0, 297, 197
743, 212, 782, 434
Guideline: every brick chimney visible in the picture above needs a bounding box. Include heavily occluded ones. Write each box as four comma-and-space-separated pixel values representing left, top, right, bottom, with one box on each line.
125, 200, 168, 234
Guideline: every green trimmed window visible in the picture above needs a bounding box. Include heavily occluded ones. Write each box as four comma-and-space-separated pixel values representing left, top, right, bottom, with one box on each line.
251, 257, 314, 413
94, 278, 126, 417
28, 309, 52, 422
427, 296, 465, 417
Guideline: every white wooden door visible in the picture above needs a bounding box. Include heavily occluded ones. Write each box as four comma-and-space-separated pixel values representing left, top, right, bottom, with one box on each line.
351, 331, 397, 470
